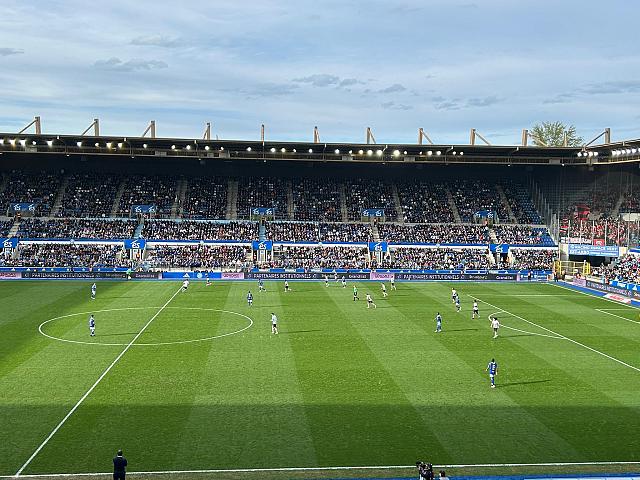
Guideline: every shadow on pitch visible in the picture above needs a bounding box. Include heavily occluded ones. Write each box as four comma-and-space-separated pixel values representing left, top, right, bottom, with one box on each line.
444, 328, 479, 332
499, 379, 551, 388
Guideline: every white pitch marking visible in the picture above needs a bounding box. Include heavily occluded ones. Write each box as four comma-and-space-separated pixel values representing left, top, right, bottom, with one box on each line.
38, 307, 253, 346
596, 308, 640, 326
15, 287, 183, 477
5, 461, 640, 478
487, 311, 562, 339
550, 282, 640, 311
470, 295, 640, 374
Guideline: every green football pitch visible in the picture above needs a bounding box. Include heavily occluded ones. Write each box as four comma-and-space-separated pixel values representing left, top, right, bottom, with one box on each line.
1, 280, 639, 478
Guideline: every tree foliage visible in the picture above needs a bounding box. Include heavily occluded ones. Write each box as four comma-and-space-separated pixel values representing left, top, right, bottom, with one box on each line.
530, 121, 584, 147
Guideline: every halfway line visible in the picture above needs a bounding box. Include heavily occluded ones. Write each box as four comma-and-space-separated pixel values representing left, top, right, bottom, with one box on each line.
15, 286, 183, 477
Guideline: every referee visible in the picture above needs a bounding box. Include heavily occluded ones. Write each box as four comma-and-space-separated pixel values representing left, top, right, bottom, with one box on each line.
113, 449, 127, 480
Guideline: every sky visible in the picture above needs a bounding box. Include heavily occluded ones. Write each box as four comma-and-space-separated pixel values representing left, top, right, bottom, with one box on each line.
1, 0, 639, 145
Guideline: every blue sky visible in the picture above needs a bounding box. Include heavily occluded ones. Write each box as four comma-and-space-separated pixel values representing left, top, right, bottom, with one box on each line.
1, 0, 639, 144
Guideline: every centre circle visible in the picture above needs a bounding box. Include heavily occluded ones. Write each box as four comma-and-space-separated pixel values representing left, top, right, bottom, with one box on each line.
39, 307, 253, 346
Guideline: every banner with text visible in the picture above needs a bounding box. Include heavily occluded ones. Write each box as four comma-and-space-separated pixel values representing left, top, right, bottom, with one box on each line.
1, 238, 19, 249
568, 244, 620, 257
131, 205, 157, 214
251, 207, 276, 216
124, 239, 147, 250
9, 202, 37, 213
252, 240, 273, 251
368, 241, 389, 253
361, 208, 385, 218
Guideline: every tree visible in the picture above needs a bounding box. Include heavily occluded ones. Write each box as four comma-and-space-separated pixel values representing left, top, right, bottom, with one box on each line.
530, 121, 584, 147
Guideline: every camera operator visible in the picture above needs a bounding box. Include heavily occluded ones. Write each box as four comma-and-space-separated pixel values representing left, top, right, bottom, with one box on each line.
416, 461, 433, 480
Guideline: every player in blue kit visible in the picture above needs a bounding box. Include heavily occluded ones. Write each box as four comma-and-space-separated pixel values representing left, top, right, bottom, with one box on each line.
91, 283, 96, 300
258, 279, 265, 292
247, 290, 253, 307
486, 358, 498, 388
89, 314, 95, 336
455, 295, 461, 312
435, 312, 442, 333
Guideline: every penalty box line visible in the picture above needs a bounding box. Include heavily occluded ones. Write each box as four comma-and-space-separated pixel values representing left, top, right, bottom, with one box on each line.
5, 461, 640, 478
469, 295, 640, 374
14, 286, 184, 477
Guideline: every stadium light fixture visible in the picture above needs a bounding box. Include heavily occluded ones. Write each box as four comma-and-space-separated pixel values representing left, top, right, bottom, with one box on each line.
270, 147, 276, 153
427, 150, 433, 156
577, 152, 582, 157
348, 150, 353, 155
632, 148, 637, 154
171, 145, 176, 150
186, 145, 192, 150
376, 149, 383, 156
246, 147, 252, 152
459, 152, 464, 156
75, 141, 82, 147
31, 140, 36, 146
19, 139, 27, 147
106, 142, 112, 149
452, 151, 457, 155
9, 139, 16, 146
436, 150, 442, 156
94, 142, 100, 147
594, 152, 599, 157
626, 148, 632, 154
334, 149, 340, 154
0, 139, 4, 145
143, 143, 148, 149
393, 149, 400, 157
403, 151, 407, 155
204, 145, 210, 151
358, 149, 364, 155
281, 147, 286, 153
46, 140, 53, 147
117, 142, 123, 149
367, 149, 373, 156
293, 149, 297, 153
308, 148, 313, 153
220, 146, 224, 151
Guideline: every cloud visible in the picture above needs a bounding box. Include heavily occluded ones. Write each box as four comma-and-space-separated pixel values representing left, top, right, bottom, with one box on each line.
582, 80, 640, 95
93, 57, 168, 72
241, 83, 299, 98
465, 95, 501, 107
293, 74, 340, 87
381, 101, 412, 111
433, 97, 461, 111
339, 78, 364, 87
378, 83, 406, 94
543, 93, 577, 104
130, 35, 182, 48
0, 47, 24, 56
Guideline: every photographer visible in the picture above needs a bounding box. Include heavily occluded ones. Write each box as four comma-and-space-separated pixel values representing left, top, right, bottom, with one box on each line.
417, 461, 433, 480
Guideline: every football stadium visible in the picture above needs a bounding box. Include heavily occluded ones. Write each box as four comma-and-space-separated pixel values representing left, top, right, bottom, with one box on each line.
1, 2, 640, 480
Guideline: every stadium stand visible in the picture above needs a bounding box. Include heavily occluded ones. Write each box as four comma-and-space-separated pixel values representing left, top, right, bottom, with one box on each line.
182, 176, 228, 219
396, 180, 454, 223
0, 171, 61, 216
319, 222, 372, 243
16, 218, 137, 239
237, 177, 289, 220
378, 223, 489, 244
493, 225, 555, 246
450, 180, 510, 223
275, 245, 368, 269
142, 220, 257, 241
118, 175, 177, 216
148, 245, 250, 270
7, 243, 126, 268
292, 178, 342, 222
345, 179, 397, 221
58, 173, 122, 217
0, 219, 13, 237
609, 253, 640, 283
510, 249, 555, 270
266, 222, 319, 242
500, 180, 542, 224
385, 247, 490, 269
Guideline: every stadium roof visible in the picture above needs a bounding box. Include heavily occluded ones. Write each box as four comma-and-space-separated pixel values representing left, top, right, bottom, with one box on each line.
1, 132, 639, 166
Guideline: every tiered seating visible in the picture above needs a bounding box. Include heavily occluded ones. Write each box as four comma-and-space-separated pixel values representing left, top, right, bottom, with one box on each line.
143, 220, 257, 241
275, 246, 368, 269
493, 225, 554, 246
620, 190, 640, 213
345, 179, 397, 221
8, 244, 126, 268
17, 219, 136, 239
0, 171, 61, 215
451, 180, 509, 223
119, 175, 177, 215
183, 177, 227, 219
610, 254, 640, 283
500, 181, 541, 224
58, 173, 122, 217
396, 180, 453, 223
386, 248, 489, 269
510, 249, 555, 270
560, 219, 628, 246
237, 177, 289, 219
292, 178, 342, 221
266, 222, 319, 242
319, 222, 372, 242
0, 219, 13, 237
148, 245, 250, 270
378, 224, 489, 244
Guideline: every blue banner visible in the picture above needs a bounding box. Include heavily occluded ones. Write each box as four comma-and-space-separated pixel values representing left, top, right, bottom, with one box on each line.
1, 238, 19, 249
568, 244, 619, 257
124, 239, 147, 250
368, 241, 388, 253
251, 207, 276, 216
361, 208, 385, 217
131, 205, 157, 214
475, 210, 497, 219
490, 243, 510, 253
9, 202, 37, 213
252, 240, 273, 251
